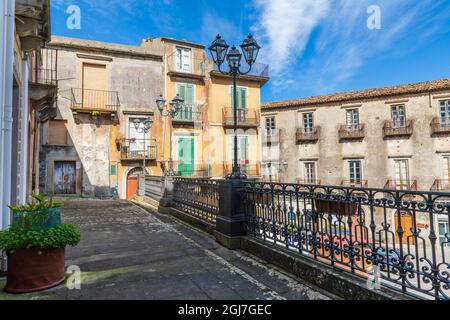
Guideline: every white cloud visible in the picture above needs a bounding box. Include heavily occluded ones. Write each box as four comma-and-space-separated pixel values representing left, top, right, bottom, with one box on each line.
251, 0, 450, 96
251, 0, 330, 75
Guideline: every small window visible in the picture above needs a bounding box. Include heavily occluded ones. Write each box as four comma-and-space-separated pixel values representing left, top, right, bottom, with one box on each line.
443, 155, 450, 180
303, 113, 314, 132
348, 160, 362, 183
48, 120, 68, 145
304, 162, 316, 183
391, 105, 406, 127
438, 221, 449, 247
346, 109, 360, 128
265, 117, 276, 132
440, 100, 450, 124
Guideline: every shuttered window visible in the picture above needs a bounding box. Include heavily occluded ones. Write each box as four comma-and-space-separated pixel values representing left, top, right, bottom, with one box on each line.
48, 121, 68, 145
230, 87, 247, 109
177, 83, 195, 105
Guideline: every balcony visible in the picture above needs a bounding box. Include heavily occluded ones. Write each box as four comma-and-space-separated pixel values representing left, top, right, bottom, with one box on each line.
262, 129, 281, 145
297, 179, 322, 185
175, 164, 211, 178
341, 180, 369, 188
383, 120, 414, 138
222, 108, 260, 128
431, 117, 450, 135
213, 62, 269, 80
71, 88, 120, 113
172, 104, 203, 126
384, 179, 418, 191
338, 124, 365, 141
30, 48, 57, 87
223, 162, 261, 177
167, 52, 207, 80
431, 179, 450, 192
119, 139, 157, 161
296, 127, 320, 143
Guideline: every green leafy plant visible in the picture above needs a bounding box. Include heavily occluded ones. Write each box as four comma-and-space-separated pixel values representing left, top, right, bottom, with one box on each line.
9, 194, 64, 213
0, 224, 81, 251
90, 111, 101, 117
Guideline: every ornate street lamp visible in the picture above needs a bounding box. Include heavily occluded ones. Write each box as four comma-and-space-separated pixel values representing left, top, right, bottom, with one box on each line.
156, 94, 184, 176
209, 34, 261, 179
133, 117, 153, 178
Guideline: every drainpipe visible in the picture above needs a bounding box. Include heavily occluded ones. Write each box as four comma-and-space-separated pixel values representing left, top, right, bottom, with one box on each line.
19, 58, 30, 204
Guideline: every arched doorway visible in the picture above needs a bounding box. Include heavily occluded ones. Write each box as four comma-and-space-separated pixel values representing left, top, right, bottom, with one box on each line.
126, 167, 144, 201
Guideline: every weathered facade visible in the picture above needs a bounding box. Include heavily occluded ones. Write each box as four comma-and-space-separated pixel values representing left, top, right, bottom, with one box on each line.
42, 37, 164, 199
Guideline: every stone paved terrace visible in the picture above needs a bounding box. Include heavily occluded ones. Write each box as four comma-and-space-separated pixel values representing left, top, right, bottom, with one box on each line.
0, 200, 334, 300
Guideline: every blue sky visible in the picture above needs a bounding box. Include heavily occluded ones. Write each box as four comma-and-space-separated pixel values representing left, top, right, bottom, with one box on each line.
51, 0, 450, 103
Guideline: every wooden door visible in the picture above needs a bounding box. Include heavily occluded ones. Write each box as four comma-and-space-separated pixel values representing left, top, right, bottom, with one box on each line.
54, 161, 76, 194
127, 176, 138, 201
82, 63, 107, 109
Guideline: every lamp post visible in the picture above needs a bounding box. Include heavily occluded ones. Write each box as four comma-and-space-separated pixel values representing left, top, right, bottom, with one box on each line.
209, 34, 261, 180
156, 94, 184, 176
133, 118, 153, 177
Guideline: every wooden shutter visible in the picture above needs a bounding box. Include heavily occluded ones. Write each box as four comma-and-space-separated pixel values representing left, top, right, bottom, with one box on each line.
48, 121, 67, 145
186, 84, 195, 104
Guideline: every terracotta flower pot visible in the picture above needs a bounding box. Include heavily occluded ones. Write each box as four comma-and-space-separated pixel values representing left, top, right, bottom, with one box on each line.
4, 247, 65, 294
314, 199, 358, 216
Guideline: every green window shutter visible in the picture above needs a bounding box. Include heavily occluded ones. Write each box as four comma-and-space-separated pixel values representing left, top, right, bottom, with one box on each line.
186, 84, 194, 104
177, 83, 187, 101
230, 86, 235, 111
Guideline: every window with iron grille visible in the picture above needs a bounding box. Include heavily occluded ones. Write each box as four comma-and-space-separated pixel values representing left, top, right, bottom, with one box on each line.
265, 117, 276, 133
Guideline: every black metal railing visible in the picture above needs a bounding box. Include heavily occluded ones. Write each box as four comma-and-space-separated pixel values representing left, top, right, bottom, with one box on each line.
214, 62, 269, 78
172, 104, 203, 124
223, 108, 260, 127
71, 88, 120, 112
173, 178, 219, 225
120, 139, 157, 160
30, 48, 58, 86
243, 182, 450, 300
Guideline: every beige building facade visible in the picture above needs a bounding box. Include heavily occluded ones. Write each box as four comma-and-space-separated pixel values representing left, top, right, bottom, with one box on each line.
262, 79, 450, 192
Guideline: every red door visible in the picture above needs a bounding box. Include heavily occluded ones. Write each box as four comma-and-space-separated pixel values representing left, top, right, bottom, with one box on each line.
127, 176, 138, 201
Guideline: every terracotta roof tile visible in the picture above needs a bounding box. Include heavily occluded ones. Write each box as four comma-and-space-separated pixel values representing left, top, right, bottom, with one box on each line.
262, 78, 450, 109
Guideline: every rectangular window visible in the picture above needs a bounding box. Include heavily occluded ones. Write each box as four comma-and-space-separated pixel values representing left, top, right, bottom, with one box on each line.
443, 156, 450, 181
175, 47, 192, 73
391, 105, 406, 127
304, 162, 316, 184
394, 159, 410, 189
303, 113, 314, 132
48, 120, 68, 145
440, 100, 450, 124
230, 87, 247, 109
176, 83, 195, 120
231, 136, 249, 163
346, 109, 360, 128
265, 117, 276, 133
439, 221, 449, 247
349, 161, 362, 183
128, 118, 148, 156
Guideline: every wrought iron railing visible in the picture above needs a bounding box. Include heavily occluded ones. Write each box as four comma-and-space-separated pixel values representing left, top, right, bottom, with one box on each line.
385, 179, 418, 191
224, 163, 261, 177
222, 108, 260, 127
144, 175, 164, 201
167, 51, 207, 77
383, 120, 414, 138
214, 62, 269, 78
172, 104, 203, 124
176, 164, 211, 178
431, 117, 450, 135
262, 129, 280, 145
297, 179, 322, 185
120, 139, 157, 160
71, 88, 120, 112
173, 178, 219, 225
243, 181, 450, 300
30, 48, 57, 86
338, 124, 365, 140
296, 127, 320, 143
341, 180, 369, 188
432, 179, 450, 192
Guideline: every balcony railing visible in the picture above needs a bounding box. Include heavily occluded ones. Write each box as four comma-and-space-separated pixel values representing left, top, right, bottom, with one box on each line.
338, 124, 365, 140
167, 52, 207, 78
120, 139, 157, 160
262, 129, 281, 145
383, 120, 414, 138
296, 179, 322, 185
30, 48, 57, 86
384, 179, 418, 191
223, 163, 261, 177
431, 117, 450, 135
222, 108, 260, 128
431, 179, 450, 192
172, 104, 203, 125
214, 62, 269, 78
175, 164, 211, 178
341, 180, 369, 188
296, 127, 320, 143
71, 88, 120, 113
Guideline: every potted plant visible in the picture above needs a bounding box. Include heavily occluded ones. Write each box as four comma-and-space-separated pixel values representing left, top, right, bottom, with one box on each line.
0, 195, 81, 293
90, 110, 101, 120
